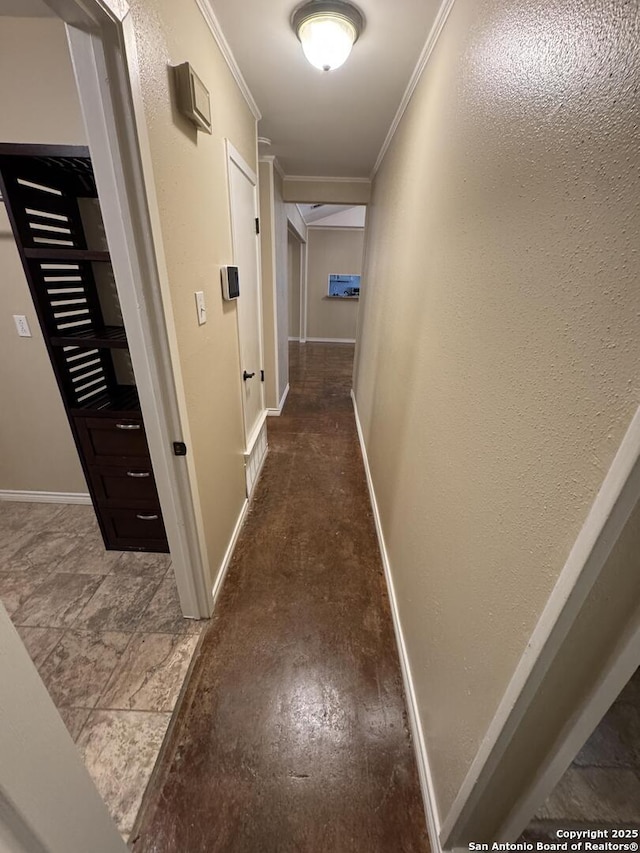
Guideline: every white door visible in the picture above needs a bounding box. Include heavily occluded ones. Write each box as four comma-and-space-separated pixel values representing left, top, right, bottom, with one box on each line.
227, 144, 265, 449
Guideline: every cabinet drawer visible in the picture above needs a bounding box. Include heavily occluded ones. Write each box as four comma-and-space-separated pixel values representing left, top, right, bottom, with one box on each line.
88, 464, 159, 509
102, 507, 169, 552
74, 416, 151, 465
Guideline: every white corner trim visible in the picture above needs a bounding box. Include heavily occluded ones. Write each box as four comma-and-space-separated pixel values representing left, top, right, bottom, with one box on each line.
267, 382, 290, 416
211, 497, 249, 605
0, 490, 92, 505
371, 0, 456, 178
305, 337, 356, 344
440, 401, 640, 846
351, 390, 443, 853
283, 175, 371, 184
193, 0, 262, 121
278, 382, 290, 411
260, 155, 285, 180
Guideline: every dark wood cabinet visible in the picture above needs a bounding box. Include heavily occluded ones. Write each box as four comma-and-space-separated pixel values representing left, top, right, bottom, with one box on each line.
0, 143, 168, 553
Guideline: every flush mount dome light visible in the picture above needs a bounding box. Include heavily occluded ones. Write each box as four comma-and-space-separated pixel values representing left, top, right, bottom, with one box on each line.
292, 1, 364, 72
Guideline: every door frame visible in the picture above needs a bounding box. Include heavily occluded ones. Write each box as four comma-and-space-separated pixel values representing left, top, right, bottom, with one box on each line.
286, 211, 308, 344
286, 223, 304, 342
225, 139, 266, 453
44, 0, 211, 621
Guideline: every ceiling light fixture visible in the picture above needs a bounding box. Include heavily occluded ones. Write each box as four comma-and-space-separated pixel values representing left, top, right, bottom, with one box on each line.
291, 1, 364, 72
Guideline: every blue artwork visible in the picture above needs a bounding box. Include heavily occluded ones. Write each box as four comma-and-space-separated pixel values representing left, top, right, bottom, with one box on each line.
328, 274, 361, 298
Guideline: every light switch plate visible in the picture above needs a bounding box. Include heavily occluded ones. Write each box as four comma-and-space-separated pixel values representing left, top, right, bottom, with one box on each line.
195, 291, 206, 325
13, 315, 31, 337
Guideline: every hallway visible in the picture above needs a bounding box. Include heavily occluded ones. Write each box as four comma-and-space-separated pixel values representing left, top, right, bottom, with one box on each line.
132, 343, 428, 852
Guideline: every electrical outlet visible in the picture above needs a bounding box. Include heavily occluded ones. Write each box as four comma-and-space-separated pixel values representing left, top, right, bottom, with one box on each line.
195, 291, 207, 325
13, 315, 31, 337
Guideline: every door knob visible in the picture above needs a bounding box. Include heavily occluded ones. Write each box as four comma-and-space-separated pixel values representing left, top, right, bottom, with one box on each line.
243, 370, 255, 381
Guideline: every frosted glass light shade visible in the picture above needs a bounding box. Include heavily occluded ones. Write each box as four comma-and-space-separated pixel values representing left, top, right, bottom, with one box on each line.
298, 13, 357, 71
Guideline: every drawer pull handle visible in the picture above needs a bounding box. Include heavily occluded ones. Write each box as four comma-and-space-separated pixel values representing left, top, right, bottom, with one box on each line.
127, 471, 151, 478
116, 423, 141, 430
136, 513, 159, 521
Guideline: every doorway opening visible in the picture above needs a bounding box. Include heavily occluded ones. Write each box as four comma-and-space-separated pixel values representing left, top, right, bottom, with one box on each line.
295, 204, 366, 346
0, 7, 206, 847
287, 225, 304, 343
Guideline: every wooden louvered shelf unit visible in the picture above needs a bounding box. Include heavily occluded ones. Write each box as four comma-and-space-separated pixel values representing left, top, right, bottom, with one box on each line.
0, 143, 167, 552
24, 248, 111, 262
49, 326, 129, 348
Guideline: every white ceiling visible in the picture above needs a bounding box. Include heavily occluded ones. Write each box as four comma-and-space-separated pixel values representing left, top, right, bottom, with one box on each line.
208, 0, 442, 178
0, 0, 54, 15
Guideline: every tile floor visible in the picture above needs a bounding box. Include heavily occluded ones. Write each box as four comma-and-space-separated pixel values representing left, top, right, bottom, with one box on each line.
0, 501, 203, 841
526, 668, 640, 835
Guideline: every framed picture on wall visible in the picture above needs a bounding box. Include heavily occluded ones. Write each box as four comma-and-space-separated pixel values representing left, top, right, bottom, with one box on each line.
328, 274, 361, 299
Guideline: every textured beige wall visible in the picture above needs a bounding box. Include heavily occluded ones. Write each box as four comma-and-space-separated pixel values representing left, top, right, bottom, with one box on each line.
129, 0, 255, 588
307, 228, 363, 341
288, 234, 301, 339
0, 18, 87, 493
353, 0, 640, 825
462, 497, 640, 841
282, 178, 370, 205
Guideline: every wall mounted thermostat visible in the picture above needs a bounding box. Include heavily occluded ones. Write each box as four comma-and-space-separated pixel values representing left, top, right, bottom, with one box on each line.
221, 265, 240, 301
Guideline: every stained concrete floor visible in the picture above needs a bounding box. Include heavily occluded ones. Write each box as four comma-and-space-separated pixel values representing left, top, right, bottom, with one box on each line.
132, 342, 429, 853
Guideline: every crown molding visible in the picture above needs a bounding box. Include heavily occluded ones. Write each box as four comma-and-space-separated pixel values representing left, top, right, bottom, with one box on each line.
371, 0, 456, 178
194, 0, 262, 121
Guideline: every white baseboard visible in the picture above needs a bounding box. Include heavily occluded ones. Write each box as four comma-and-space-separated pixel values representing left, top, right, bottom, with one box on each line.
351, 390, 443, 853
212, 426, 269, 605
0, 490, 91, 505
211, 497, 249, 606
306, 336, 356, 344
288, 336, 300, 342
267, 383, 290, 417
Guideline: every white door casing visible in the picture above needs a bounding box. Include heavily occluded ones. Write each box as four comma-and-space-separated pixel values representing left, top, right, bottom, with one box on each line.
226, 142, 265, 451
